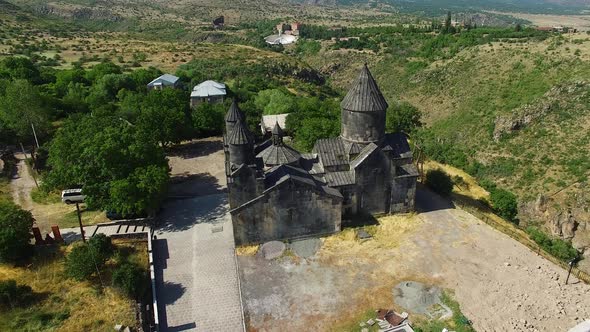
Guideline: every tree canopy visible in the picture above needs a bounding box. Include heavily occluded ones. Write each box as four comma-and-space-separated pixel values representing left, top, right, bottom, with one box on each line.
44, 114, 169, 214
0, 201, 34, 263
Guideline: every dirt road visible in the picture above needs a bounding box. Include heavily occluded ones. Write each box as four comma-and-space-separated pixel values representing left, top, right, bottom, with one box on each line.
239, 189, 590, 331
10, 153, 35, 212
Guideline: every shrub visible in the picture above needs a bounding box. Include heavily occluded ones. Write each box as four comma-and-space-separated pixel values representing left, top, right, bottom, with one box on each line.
65, 244, 99, 281
112, 263, 147, 299
88, 234, 113, 263
527, 227, 579, 262
0, 279, 34, 309
489, 188, 518, 223
65, 235, 114, 281
0, 201, 34, 263
425, 169, 454, 196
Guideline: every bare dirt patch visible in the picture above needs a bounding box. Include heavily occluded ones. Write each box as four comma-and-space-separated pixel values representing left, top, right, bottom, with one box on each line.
238, 190, 590, 332
166, 137, 227, 197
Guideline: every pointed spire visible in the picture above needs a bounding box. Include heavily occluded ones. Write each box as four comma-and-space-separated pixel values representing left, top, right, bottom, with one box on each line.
341, 64, 388, 112
225, 98, 243, 122
271, 122, 284, 146
227, 117, 254, 145
225, 99, 245, 136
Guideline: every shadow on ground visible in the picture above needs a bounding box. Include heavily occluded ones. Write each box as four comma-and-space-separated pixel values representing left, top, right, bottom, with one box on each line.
167, 140, 223, 159
157, 194, 228, 233
415, 184, 455, 213
153, 238, 190, 332
168, 172, 226, 198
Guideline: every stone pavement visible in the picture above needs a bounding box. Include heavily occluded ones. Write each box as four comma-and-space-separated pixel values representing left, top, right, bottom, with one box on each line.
153, 193, 245, 332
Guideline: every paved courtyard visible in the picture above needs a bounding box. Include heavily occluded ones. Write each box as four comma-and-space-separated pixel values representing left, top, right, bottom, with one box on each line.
153, 194, 245, 332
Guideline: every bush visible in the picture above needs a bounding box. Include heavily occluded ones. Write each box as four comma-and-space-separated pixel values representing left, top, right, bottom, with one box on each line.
0, 279, 34, 309
489, 188, 518, 223
112, 263, 147, 299
88, 234, 113, 262
425, 169, 454, 196
0, 201, 34, 263
527, 227, 579, 262
65, 236, 113, 281
65, 244, 99, 281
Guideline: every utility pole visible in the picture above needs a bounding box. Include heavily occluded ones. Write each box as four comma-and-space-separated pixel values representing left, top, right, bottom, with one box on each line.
76, 203, 86, 242
31, 122, 40, 148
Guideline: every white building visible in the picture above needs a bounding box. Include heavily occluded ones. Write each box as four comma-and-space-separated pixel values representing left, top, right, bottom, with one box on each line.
147, 74, 180, 90
190, 80, 227, 107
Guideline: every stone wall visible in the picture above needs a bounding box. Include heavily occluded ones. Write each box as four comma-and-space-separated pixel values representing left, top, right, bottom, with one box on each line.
340, 109, 385, 143
228, 165, 258, 208
231, 180, 342, 245
390, 176, 417, 213
354, 150, 391, 214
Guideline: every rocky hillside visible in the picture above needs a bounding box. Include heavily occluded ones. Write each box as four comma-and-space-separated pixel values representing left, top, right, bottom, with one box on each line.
394, 34, 590, 266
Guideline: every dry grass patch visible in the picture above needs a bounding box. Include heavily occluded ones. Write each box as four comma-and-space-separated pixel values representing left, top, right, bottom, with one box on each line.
424, 160, 489, 201
320, 214, 422, 267
0, 239, 147, 331
236, 244, 259, 256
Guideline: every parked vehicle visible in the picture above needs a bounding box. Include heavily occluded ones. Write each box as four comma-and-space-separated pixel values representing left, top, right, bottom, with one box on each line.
61, 189, 85, 204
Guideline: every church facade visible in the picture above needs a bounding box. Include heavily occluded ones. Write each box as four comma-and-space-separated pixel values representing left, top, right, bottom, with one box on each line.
224, 65, 418, 245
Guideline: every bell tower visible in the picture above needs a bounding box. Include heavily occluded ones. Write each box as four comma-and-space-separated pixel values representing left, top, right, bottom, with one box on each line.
340, 64, 388, 144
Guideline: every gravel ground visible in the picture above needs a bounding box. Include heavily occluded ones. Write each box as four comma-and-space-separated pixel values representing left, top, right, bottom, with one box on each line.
238, 189, 590, 331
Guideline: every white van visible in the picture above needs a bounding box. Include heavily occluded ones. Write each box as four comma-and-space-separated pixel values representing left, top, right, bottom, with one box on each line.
61, 189, 86, 204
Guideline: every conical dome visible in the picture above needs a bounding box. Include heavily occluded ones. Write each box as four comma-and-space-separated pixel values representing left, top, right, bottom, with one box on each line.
272, 122, 284, 136
341, 64, 388, 112
225, 99, 243, 122
227, 118, 254, 145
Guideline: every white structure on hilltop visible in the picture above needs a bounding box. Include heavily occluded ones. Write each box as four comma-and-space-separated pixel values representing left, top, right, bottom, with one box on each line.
190, 80, 227, 107
265, 33, 297, 45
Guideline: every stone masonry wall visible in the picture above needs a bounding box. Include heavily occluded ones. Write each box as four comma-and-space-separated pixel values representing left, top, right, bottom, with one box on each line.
231, 180, 342, 245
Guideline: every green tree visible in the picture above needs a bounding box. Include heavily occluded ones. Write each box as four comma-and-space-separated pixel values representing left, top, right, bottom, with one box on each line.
112, 263, 147, 299
0, 79, 49, 142
386, 102, 422, 134
192, 102, 226, 137
489, 188, 518, 223
84, 61, 122, 82
44, 115, 169, 214
254, 89, 295, 115
425, 169, 454, 197
0, 201, 34, 263
0, 57, 41, 83
137, 88, 190, 147
442, 11, 455, 34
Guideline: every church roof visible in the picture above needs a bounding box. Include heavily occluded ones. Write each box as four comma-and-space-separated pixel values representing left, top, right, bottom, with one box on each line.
381, 133, 413, 159
344, 141, 363, 155
264, 165, 342, 198
225, 99, 244, 122
227, 118, 254, 145
324, 171, 355, 187
341, 64, 389, 112
313, 137, 348, 168
256, 143, 301, 166
350, 143, 379, 169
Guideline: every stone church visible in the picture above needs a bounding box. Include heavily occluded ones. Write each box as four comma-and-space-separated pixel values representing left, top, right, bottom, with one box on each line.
224, 65, 418, 245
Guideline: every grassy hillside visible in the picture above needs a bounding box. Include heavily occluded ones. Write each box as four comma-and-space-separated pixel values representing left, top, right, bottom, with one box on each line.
391, 34, 590, 202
